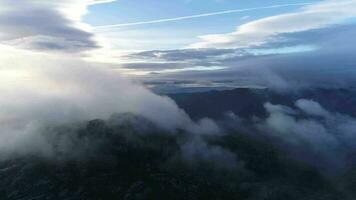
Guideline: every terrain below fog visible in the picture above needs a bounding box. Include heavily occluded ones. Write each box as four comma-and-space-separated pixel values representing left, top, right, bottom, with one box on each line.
1, 87, 355, 200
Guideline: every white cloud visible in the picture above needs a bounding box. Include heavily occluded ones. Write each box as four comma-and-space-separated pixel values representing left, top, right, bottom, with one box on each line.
0, 1, 222, 157
259, 99, 356, 171
190, 0, 356, 49
0, 45, 220, 156
296, 99, 331, 117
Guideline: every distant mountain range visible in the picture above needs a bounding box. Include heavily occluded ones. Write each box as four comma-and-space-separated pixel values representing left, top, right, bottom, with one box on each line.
168, 87, 356, 120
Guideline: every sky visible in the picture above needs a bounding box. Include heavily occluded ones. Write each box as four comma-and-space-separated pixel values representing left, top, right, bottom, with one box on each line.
85, 0, 320, 51
0, 0, 355, 90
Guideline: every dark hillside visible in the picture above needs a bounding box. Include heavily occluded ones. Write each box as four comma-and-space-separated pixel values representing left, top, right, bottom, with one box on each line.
169, 88, 356, 120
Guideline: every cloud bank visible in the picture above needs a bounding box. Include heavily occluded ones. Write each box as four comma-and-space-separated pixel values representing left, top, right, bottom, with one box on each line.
258, 99, 356, 172
0, 44, 223, 157
129, 23, 356, 92
0, 0, 114, 52
190, 0, 356, 49
0, 0, 222, 158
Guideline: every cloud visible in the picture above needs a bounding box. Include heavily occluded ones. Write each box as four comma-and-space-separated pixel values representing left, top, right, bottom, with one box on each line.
134, 51, 356, 93
259, 99, 356, 172
129, 48, 239, 62
120, 62, 194, 71
2, 35, 98, 52
190, 0, 356, 49
131, 22, 356, 92
0, 0, 224, 160
180, 136, 237, 169
296, 99, 331, 117
0, 0, 113, 53
0, 44, 221, 156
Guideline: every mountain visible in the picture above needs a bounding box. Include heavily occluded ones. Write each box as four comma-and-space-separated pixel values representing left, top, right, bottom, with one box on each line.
168, 87, 356, 120
1, 88, 356, 200
1, 113, 353, 200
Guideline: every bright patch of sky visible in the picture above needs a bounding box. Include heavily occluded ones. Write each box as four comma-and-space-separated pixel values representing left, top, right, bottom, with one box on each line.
248, 45, 317, 56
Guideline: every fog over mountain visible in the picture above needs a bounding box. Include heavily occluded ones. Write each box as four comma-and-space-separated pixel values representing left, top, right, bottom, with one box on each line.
0, 45, 223, 158
1, 0, 356, 199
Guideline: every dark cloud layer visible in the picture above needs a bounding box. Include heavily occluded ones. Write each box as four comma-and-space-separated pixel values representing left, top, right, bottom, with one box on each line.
128, 24, 356, 92
129, 48, 239, 62
0, 0, 99, 53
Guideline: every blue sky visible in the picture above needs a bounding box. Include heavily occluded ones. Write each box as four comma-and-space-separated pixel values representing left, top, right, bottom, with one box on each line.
85, 0, 319, 26
84, 0, 320, 51
0, 0, 355, 90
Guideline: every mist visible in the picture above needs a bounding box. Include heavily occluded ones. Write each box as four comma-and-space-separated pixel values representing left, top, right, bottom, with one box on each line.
251, 99, 356, 173
0, 45, 221, 158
